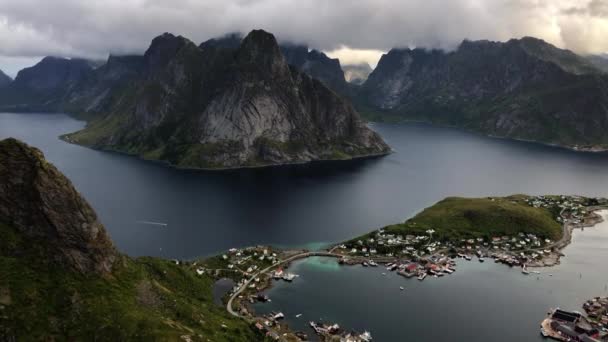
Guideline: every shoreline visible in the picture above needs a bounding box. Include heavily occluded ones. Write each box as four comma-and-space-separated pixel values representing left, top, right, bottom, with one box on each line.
59, 134, 393, 172
382, 118, 608, 154
234, 205, 608, 340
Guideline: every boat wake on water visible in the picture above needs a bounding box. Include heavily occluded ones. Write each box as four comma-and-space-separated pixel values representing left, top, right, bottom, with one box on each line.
135, 220, 168, 227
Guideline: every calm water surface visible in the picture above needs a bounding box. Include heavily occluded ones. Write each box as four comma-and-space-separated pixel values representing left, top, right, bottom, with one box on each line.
2, 112, 608, 341
2, 113, 608, 258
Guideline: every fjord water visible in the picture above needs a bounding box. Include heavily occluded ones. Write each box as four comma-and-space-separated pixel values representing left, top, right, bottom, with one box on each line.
3, 113, 608, 258
3, 113, 608, 341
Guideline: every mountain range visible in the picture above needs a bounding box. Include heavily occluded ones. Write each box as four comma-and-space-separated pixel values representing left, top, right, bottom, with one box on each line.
2, 32, 608, 153
358, 37, 608, 150
62, 30, 390, 168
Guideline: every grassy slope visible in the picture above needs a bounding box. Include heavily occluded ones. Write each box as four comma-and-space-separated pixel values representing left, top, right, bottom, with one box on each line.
0, 223, 263, 341
364, 196, 562, 242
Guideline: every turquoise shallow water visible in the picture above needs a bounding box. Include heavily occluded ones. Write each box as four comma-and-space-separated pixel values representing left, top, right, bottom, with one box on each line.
254, 213, 608, 341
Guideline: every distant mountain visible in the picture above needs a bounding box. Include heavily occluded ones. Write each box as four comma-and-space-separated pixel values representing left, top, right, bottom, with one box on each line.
0, 138, 262, 340
63, 30, 389, 169
587, 54, 608, 73
0, 57, 95, 111
0, 68, 11, 87
343, 63, 373, 85
279, 44, 350, 95
358, 37, 608, 150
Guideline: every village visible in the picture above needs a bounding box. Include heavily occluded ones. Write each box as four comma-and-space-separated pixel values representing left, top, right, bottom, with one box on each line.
172, 195, 606, 341
540, 297, 608, 341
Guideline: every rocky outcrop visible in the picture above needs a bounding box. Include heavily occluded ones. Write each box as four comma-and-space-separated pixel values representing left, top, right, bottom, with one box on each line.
360, 37, 608, 150
65, 29, 389, 169
0, 138, 117, 275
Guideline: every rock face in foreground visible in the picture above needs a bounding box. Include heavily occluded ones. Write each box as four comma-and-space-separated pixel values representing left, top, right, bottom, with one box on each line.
67, 30, 389, 169
360, 37, 608, 150
0, 138, 117, 275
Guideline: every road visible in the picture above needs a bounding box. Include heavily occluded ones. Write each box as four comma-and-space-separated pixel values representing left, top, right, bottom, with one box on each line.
226, 251, 340, 317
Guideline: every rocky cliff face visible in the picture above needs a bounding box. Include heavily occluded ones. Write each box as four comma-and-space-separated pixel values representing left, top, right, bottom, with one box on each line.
0, 138, 117, 275
360, 37, 608, 150
65, 29, 389, 168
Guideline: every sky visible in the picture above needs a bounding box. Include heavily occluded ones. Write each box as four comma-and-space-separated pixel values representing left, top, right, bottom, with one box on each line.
0, 0, 607, 77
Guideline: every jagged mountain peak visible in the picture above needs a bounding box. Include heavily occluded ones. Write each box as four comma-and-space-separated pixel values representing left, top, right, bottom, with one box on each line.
0, 138, 117, 275
144, 33, 194, 71
236, 29, 290, 77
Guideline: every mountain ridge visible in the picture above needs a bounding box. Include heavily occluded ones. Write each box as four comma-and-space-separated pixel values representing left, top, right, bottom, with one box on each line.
63, 29, 390, 169
357, 37, 608, 150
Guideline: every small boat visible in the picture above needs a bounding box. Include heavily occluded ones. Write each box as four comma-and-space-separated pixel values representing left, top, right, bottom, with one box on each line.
282, 273, 297, 282
295, 314, 302, 318
272, 312, 285, 320
362, 261, 369, 267
478, 257, 485, 262
359, 331, 373, 341
368, 260, 378, 267
522, 269, 530, 275
400, 286, 404, 291
418, 273, 427, 281
464, 255, 472, 261
382, 272, 386, 276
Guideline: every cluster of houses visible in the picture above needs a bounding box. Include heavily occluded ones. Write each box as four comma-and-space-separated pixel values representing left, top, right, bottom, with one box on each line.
526, 195, 603, 225
584, 297, 608, 332
542, 308, 606, 341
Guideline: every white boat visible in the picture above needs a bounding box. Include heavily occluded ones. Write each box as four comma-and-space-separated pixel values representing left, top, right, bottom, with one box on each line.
400, 286, 404, 291
282, 273, 297, 282
418, 273, 427, 281
369, 260, 378, 267
359, 331, 373, 341
478, 257, 485, 262
295, 314, 302, 318
522, 269, 530, 275
273, 312, 285, 320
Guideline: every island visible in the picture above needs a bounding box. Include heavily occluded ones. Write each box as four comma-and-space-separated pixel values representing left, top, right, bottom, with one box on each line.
2, 138, 607, 341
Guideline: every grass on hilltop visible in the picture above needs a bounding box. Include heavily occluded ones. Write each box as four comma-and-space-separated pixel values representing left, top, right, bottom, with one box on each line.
354, 196, 562, 243
0, 223, 264, 341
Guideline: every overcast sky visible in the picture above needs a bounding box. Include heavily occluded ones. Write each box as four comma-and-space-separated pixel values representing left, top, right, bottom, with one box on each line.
1, 0, 607, 77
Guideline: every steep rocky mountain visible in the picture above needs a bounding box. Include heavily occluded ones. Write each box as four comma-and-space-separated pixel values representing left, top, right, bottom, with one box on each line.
0, 138, 262, 340
0, 57, 95, 111
0, 69, 11, 87
0, 55, 144, 114
200, 33, 350, 95
343, 63, 373, 85
279, 43, 350, 95
0, 138, 117, 275
65, 30, 389, 169
359, 37, 608, 150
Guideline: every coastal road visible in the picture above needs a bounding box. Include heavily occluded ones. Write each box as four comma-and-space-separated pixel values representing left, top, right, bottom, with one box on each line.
226, 251, 340, 317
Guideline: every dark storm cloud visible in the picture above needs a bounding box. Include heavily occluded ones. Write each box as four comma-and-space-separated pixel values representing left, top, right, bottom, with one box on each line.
0, 0, 606, 68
